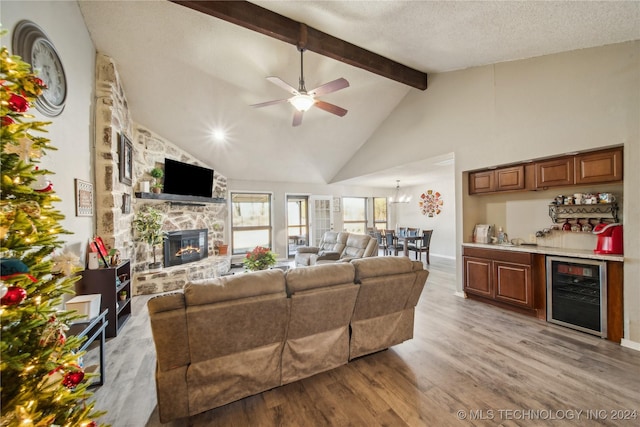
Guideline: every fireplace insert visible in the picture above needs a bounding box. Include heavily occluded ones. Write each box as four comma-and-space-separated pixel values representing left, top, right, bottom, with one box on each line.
164, 229, 208, 267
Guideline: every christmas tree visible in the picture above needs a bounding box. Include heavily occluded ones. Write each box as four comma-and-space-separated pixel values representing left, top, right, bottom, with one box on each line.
1, 42, 105, 425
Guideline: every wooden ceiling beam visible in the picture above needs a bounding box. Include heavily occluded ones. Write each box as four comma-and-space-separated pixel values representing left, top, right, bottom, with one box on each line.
170, 0, 427, 90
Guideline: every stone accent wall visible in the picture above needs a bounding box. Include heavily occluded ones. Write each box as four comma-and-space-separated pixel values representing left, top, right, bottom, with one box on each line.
94, 54, 228, 296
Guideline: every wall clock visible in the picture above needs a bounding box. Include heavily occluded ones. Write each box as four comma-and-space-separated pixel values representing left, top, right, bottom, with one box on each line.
12, 20, 67, 117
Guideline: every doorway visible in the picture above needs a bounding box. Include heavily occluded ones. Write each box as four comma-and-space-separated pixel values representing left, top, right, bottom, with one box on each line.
286, 196, 309, 258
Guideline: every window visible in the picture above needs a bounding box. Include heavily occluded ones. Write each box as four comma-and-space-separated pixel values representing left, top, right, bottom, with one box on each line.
373, 197, 388, 231
343, 197, 367, 234
231, 193, 272, 255
286, 196, 308, 257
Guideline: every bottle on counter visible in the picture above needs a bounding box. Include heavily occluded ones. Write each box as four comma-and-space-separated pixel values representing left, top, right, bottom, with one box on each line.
497, 227, 506, 244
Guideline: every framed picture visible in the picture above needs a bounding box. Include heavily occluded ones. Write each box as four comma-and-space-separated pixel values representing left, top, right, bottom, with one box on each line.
119, 133, 133, 186
75, 179, 93, 216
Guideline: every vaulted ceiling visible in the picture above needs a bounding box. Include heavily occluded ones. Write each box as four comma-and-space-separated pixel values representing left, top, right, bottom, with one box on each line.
77, 0, 640, 187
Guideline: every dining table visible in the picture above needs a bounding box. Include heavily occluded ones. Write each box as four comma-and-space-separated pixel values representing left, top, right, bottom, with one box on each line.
401, 235, 420, 257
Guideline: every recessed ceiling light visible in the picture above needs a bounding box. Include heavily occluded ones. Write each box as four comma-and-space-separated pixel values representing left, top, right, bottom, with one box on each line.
212, 129, 226, 141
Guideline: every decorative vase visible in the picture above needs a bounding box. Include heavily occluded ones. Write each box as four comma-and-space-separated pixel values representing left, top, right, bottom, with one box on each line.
140, 181, 150, 193
218, 244, 228, 255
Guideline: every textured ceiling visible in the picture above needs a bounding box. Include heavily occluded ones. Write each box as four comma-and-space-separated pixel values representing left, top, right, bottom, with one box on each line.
77, 0, 640, 187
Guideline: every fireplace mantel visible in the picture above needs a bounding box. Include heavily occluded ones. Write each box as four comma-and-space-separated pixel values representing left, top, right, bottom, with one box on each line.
135, 192, 226, 204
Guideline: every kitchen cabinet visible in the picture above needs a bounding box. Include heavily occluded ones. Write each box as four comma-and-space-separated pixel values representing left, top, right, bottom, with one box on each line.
575, 147, 623, 184
469, 147, 624, 194
469, 165, 526, 195
535, 156, 574, 189
469, 170, 495, 194
463, 247, 545, 318
496, 165, 525, 191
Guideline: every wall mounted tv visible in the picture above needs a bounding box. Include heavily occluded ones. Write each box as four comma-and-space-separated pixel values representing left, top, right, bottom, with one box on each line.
162, 158, 214, 198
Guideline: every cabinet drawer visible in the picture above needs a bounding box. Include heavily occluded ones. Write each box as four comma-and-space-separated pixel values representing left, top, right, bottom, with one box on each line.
463, 247, 532, 264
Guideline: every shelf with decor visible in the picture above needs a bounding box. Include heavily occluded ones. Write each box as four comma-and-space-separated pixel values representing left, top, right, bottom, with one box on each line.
135, 192, 226, 205
548, 203, 618, 223
76, 260, 131, 338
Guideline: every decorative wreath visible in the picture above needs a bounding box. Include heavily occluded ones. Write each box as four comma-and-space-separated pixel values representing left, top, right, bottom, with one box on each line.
419, 190, 443, 217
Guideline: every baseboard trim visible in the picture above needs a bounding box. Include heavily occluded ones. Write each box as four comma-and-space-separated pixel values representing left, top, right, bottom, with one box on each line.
620, 338, 640, 351
432, 253, 456, 260
454, 291, 466, 298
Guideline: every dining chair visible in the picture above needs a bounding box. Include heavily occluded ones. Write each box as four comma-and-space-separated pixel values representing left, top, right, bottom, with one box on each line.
374, 230, 386, 255
408, 229, 433, 264
384, 230, 403, 256
406, 227, 420, 237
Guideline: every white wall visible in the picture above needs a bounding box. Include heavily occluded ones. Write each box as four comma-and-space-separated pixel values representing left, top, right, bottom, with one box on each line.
391, 178, 456, 259
1, 1, 96, 260
337, 41, 640, 346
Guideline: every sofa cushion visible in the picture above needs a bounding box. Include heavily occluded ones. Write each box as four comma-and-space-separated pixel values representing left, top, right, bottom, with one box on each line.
351, 256, 415, 281
185, 269, 286, 306
285, 262, 355, 295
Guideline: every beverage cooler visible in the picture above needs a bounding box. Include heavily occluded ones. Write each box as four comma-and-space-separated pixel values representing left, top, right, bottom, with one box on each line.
546, 256, 607, 338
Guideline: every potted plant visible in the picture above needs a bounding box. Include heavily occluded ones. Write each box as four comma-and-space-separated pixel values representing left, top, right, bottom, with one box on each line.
150, 167, 164, 194
119, 290, 127, 301
243, 246, 277, 271
133, 206, 166, 270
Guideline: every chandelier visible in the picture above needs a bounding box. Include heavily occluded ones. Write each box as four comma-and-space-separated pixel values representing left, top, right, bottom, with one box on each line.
389, 180, 410, 204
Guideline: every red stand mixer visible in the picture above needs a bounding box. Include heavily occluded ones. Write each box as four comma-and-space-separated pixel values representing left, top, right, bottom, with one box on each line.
593, 223, 623, 255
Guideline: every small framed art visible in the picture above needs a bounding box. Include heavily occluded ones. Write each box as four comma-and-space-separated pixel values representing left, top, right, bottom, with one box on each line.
75, 179, 93, 217
119, 133, 133, 186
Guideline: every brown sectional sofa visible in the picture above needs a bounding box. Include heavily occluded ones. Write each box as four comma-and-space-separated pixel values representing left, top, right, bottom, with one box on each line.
148, 256, 428, 423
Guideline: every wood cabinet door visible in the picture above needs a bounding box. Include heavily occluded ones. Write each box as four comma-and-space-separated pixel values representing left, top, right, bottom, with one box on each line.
535, 157, 575, 189
493, 261, 532, 307
469, 171, 495, 194
496, 165, 525, 191
464, 256, 493, 297
575, 148, 623, 184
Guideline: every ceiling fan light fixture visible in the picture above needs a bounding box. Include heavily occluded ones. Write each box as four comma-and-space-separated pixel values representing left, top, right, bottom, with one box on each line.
289, 94, 315, 112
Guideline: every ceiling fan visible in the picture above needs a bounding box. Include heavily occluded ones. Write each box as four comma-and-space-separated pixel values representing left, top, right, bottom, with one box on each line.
251, 48, 349, 126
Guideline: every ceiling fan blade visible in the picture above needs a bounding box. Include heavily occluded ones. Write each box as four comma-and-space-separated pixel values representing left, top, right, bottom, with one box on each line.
267, 76, 299, 95
292, 110, 304, 127
308, 78, 349, 97
250, 98, 290, 108
314, 100, 348, 117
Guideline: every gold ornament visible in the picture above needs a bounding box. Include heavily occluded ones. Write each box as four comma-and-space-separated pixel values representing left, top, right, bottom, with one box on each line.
3, 136, 43, 161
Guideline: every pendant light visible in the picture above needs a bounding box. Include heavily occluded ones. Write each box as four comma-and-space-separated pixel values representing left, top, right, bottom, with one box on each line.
389, 180, 410, 204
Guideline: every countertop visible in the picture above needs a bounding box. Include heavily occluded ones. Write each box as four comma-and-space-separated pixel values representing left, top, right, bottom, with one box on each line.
462, 242, 624, 262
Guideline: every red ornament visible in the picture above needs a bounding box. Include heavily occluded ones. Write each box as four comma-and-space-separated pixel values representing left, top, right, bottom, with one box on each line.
31, 76, 46, 88
1, 116, 14, 126
8, 93, 29, 112
86, 422, 97, 427
1, 286, 27, 306
62, 370, 85, 388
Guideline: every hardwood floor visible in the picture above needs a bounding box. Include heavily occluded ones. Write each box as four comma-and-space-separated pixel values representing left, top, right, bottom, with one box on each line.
90, 257, 640, 426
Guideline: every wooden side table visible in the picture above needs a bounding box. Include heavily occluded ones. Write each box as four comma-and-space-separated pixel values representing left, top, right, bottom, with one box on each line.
69, 309, 108, 387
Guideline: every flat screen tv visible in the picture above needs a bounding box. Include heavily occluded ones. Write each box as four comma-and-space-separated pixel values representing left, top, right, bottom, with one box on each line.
162, 158, 214, 198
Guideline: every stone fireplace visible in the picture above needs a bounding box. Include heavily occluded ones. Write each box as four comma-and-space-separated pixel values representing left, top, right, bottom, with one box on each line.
164, 229, 208, 267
